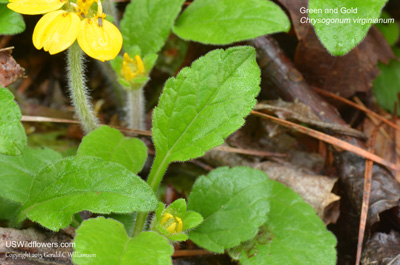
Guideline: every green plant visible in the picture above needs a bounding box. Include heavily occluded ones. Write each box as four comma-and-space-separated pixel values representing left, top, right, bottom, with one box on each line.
0, 0, 25, 35
0, 46, 337, 264
6, 0, 385, 263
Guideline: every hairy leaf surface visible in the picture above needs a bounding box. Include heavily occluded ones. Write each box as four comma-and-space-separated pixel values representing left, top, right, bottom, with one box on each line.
77, 126, 147, 174
0, 86, 26, 155
152, 46, 260, 163
308, 0, 387, 55
187, 167, 271, 253
120, 0, 185, 55
0, 147, 62, 203
173, 0, 290, 44
232, 181, 337, 265
73, 217, 173, 265
16, 157, 158, 231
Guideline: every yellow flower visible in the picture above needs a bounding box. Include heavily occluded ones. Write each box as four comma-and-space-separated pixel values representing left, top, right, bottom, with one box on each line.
78, 17, 122, 62
8, 0, 66, 15
160, 212, 183, 234
7, 0, 122, 61
33, 10, 80, 55
121, 53, 146, 81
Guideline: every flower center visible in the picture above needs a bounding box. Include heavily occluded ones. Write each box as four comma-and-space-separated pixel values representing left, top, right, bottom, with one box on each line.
121, 53, 146, 81
160, 213, 183, 234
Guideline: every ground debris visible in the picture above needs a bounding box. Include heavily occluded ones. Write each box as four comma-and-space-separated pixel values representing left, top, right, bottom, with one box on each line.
0, 227, 74, 265
361, 231, 400, 265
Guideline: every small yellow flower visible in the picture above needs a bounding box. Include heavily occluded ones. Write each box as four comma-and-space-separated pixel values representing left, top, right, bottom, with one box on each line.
121, 53, 146, 81
160, 212, 183, 234
7, 0, 122, 61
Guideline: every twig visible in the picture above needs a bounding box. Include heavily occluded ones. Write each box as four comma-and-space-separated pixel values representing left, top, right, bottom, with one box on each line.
353, 96, 395, 143
355, 122, 382, 265
172, 249, 214, 257
251, 110, 400, 172
21, 115, 280, 158
313, 87, 400, 132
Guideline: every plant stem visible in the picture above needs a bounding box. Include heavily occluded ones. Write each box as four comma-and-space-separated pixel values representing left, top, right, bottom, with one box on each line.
131, 154, 169, 236
126, 88, 145, 129
67, 42, 99, 133
102, 0, 119, 27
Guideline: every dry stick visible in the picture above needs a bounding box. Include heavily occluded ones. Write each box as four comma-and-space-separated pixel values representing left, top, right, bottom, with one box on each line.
353, 96, 395, 144
313, 87, 400, 132
393, 101, 398, 178
172, 249, 214, 258
20, 115, 282, 158
20, 115, 151, 136
355, 122, 382, 265
251, 110, 400, 172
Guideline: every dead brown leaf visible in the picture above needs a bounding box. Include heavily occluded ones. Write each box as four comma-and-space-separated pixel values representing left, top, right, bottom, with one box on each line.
276, 0, 395, 98
361, 231, 400, 265
0, 47, 24, 87
255, 100, 365, 138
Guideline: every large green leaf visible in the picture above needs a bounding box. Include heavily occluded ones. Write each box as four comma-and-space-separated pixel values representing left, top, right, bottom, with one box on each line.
173, 0, 290, 45
152, 46, 260, 164
308, 0, 387, 55
231, 181, 337, 265
16, 157, 158, 231
0, 4, 25, 35
0, 86, 26, 155
73, 217, 173, 265
120, 0, 185, 55
0, 147, 62, 203
187, 167, 271, 253
373, 60, 400, 116
77, 126, 147, 174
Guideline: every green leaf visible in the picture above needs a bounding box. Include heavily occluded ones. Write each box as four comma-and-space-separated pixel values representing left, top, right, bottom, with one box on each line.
373, 60, 400, 116
0, 147, 62, 203
77, 126, 147, 174
0, 4, 25, 35
187, 167, 271, 253
231, 181, 337, 265
73, 217, 174, 265
16, 156, 158, 231
308, 0, 388, 55
120, 0, 185, 55
0, 197, 20, 220
173, 0, 290, 45
152, 46, 260, 164
0, 86, 27, 155
375, 12, 399, 46
105, 212, 137, 235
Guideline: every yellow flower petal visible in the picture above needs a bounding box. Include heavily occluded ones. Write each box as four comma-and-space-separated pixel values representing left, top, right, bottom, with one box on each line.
7, 0, 65, 15
134, 55, 145, 74
77, 17, 122, 62
175, 217, 183, 233
33, 11, 80, 55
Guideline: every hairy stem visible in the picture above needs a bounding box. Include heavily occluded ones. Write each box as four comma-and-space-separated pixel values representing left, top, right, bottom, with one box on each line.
131, 154, 169, 236
103, 0, 119, 27
67, 42, 99, 133
126, 88, 146, 130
